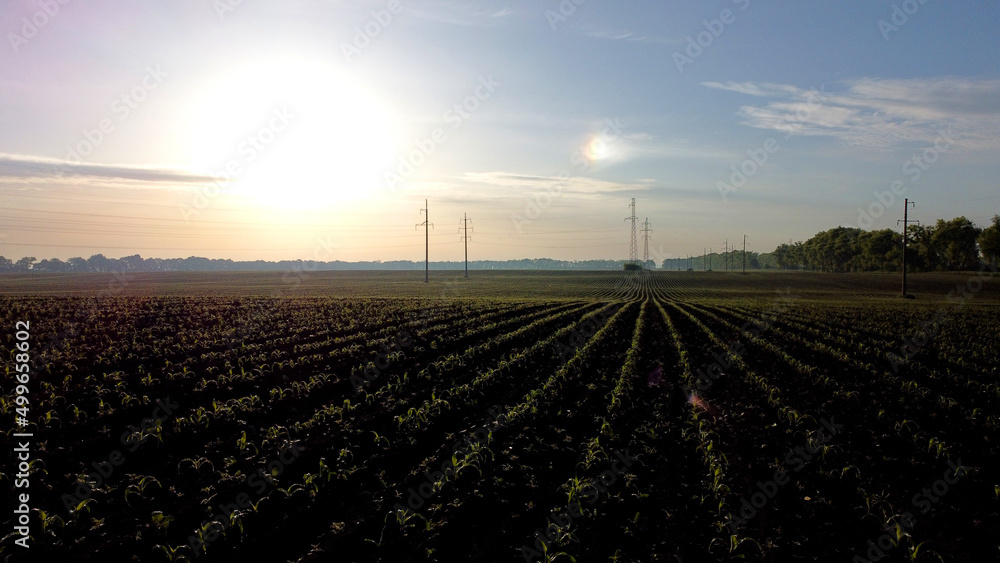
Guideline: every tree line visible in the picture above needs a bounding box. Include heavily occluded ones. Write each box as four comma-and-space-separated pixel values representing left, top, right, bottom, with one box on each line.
0, 255, 641, 273
3, 215, 997, 274
768, 215, 1000, 272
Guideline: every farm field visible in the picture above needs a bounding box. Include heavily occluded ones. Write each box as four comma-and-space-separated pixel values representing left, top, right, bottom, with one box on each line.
2, 270, 999, 562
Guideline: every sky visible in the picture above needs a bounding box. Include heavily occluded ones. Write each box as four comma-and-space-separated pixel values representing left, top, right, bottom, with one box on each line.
1, 0, 999, 263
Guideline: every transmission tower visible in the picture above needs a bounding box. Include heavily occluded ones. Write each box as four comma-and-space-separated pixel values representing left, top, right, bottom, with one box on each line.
625, 198, 638, 266
416, 199, 433, 283
459, 213, 473, 278
641, 218, 652, 269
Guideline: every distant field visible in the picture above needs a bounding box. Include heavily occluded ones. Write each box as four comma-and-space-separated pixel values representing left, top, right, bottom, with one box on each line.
1, 270, 998, 561
2, 269, 999, 303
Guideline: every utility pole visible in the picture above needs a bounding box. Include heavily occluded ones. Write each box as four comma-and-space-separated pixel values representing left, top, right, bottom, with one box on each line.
641, 218, 652, 269
723, 239, 729, 272
709, 248, 712, 271
898, 199, 918, 297
703, 247, 707, 271
416, 199, 433, 283
625, 198, 638, 266
742, 234, 747, 274
460, 213, 472, 278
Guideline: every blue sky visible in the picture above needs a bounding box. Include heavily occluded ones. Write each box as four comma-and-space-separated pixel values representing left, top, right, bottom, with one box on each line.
1, 0, 998, 262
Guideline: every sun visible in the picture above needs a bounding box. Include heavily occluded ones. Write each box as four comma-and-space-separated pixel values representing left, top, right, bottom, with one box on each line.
186, 56, 399, 209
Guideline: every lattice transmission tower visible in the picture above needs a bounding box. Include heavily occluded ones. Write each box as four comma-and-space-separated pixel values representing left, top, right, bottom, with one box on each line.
625, 198, 638, 266
641, 217, 652, 268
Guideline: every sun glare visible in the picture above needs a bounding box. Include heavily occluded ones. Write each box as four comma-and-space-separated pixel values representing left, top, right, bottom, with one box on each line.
187, 56, 399, 209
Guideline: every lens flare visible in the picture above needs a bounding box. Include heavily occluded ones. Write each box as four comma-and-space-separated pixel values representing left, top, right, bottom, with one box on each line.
688, 393, 718, 416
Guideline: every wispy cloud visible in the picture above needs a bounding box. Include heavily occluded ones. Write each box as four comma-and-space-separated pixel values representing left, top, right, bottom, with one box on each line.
703, 77, 1000, 151
0, 153, 219, 185
460, 171, 654, 196
701, 81, 803, 98
584, 28, 680, 45
405, 1, 520, 27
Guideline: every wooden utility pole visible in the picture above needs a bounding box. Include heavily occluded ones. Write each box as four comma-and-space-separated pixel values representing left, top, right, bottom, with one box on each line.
416, 199, 433, 283
460, 213, 472, 278
742, 235, 747, 274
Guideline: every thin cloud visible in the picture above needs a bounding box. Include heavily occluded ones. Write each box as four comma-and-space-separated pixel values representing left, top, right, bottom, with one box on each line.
701, 81, 803, 97
584, 28, 680, 45
460, 171, 654, 196
0, 153, 220, 185
587, 30, 634, 40
704, 77, 1000, 151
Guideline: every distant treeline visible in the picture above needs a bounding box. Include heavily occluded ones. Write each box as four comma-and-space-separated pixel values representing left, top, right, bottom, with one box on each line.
0, 255, 639, 273
767, 216, 999, 272
663, 215, 999, 272
660, 252, 764, 271
5, 216, 997, 274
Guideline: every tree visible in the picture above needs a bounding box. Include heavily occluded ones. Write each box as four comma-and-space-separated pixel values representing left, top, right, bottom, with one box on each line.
859, 229, 901, 271
67, 257, 88, 272
979, 215, 1000, 267
87, 254, 112, 272
931, 217, 981, 271
35, 259, 69, 272
120, 254, 144, 272
14, 257, 36, 271
907, 224, 937, 272
772, 244, 792, 269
